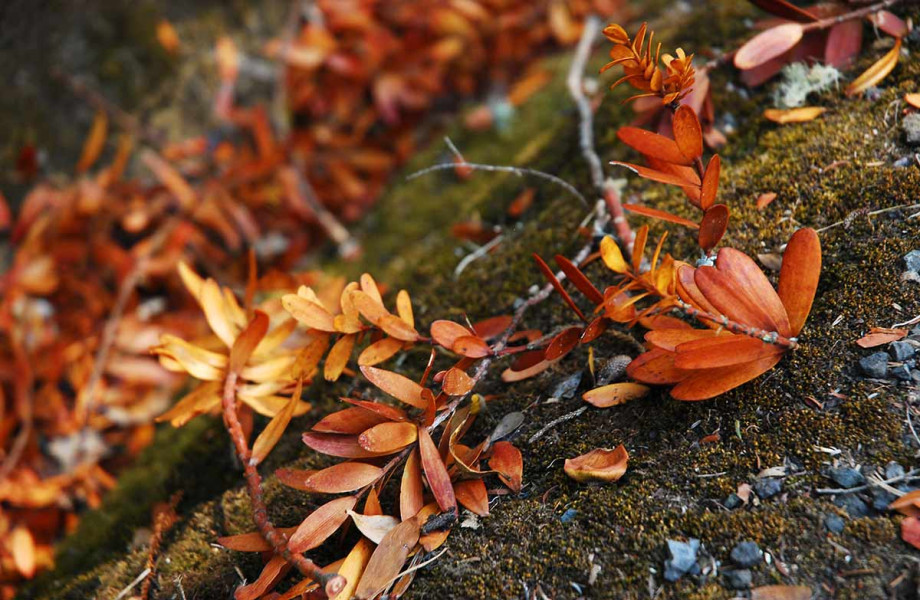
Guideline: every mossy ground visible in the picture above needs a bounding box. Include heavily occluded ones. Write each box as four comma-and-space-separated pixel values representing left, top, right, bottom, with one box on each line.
18, 1, 920, 598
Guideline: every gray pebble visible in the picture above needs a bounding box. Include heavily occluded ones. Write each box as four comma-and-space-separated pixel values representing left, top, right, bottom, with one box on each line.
596, 355, 632, 386
834, 495, 869, 518
753, 478, 782, 499
730, 541, 762, 567
724, 493, 743, 510
892, 364, 913, 381
886, 462, 906, 480
824, 513, 845, 533
859, 352, 889, 379
725, 569, 753, 590
905, 250, 920, 273
663, 539, 700, 582
890, 341, 916, 361
827, 467, 866, 489
550, 371, 582, 400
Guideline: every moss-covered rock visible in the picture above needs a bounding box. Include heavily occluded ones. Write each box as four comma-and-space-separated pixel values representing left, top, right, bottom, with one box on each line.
19, 1, 920, 598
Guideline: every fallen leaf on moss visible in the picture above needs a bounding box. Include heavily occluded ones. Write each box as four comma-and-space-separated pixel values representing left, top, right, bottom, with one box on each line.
582, 382, 649, 407
901, 516, 920, 549
756, 192, 777, 209
906, 93, 920, 110
564, 444, 628, 483
750, 585, 811, 600
846, 38, 901, 97
889, 490, 920, 517
763, 106, 826, 124
855, 327, 908, 348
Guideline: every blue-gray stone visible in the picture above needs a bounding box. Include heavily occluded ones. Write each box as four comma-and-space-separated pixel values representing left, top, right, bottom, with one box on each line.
834, 495, 869, 518
754, 478, 782, 499
859, 352, 889, 378
872, 487, 898, 512
827, 467, 866, 489
891, 364, 913, 381
886, 462, 906, 480
724, 493, 743, 510
890, 341, 917, 361
551, 371, 582, 399
725, 569, 753, 590
905, 250, 920, 273
824, 513, 845, 533
663, 539, 700, 582
730, 541, 762, 567
560, 508, 578, 523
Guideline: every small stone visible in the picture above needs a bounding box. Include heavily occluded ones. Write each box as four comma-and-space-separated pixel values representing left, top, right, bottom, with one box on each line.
910, 325, 920, 340
595, 355, 632, 386
905, 250, 920, 273
560, 508, 578, 523
724, 493, 743, 510
912, 371, 920, 385
904, 114, 920, 145
834, 495, 869, 518
550, 371, 582, 400
859, 352, 889, 379
725, 569, 753, 590
730, 541, 762, 567
886, 462, 906, 480
827, 467, 866, 489
824, 513, 845, 534
663, 539, 700, 582
890, 341, 917, 361
892, 364, 913, 381
753, 478, 782, 499
872, 487, 898, 512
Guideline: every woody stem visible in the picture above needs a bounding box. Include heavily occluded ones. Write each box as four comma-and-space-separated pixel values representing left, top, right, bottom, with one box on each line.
801, 0, 906, 33
673, 301, 799, 350
221, 371, 345, 598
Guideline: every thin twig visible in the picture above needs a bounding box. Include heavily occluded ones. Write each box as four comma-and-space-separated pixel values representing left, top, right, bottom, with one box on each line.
816, 203, 920, 233
407, 149, 589, 207
802, 0, 906, 33
907, 403, 920, 448
815, 468, 920, 494
288, 155, 360, 258
221, 371, 346, 598
113, 568, 152, 600
528, 406, 588, 444
454, 235, 504, 279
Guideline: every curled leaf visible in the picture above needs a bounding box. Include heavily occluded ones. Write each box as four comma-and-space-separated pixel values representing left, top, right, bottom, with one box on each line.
564, 444, 629, 483
846, 38, 901, 97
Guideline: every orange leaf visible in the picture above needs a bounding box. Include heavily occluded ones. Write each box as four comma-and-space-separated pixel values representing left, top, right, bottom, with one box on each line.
76, 111, 108, 174
377, 313, 420, 342
645, 329, 724, 352
777, 227, 821, 336
856, 327, 908, 348
156, 19, 181, 54
617, 127, 693, 165
489, 441, 522, 493
627, 347, 691, 385
288, 495, 357, 553
442, 367, 474, 396
400, 448, 424, 521
302, 462, 383, 494
251, 380, 301, 465
10, 527, 36, 579
418, 427, 457, 513
141, 149, 196, 209
312, 408, 388, 435
715, 247, 791, 336
583, 383, 650, 408
672, 105, 703, 162
623, 204, 700, 229
430, 320, 474, 349
906, 93, 920, 109
235, 555, 288, 600
699, 155, 720, 210
903, 517, 920, 550
763, 106, 826, 124
756, 192, 777, 209
229, 311, 269, 375
846, 38, 901, 97
332, 539, 374, 600
325, 334, 356, 381
454, 479, 490, 517
302, 432, 390, 458
697, 204, 729, 252
889, 489, 920, 517
283, 293, 337, 332
750, 585, 812, 600
670, 352, 784, 401
611, 161, 701, 188
360, 365, 427, 408
500, 359, 555, 382
564, 444, 629, 483
357, 337, 404, 366
452, 335, 492, 358
734, 23, 804, 70
674, 335, 784, 369
353, 518, 421, 600
218, 527, 296, 552
471, 315, 513, 340
358, 422, 418, 453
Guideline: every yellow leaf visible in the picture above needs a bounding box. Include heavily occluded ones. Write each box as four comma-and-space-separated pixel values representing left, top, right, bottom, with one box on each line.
846, 38, 901, 97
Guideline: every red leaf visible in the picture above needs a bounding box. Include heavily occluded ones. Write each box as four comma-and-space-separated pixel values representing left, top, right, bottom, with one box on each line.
418, 427, 457, 513
452, 335, 492, 358
673, 335, 785, 369
580, 317, 609, 343
312, 407, 388, 434
734, 23, 804, 70
302, 462, 383, 494
545, 326, 584, 361
400, 448, 424, 521
670, 353, 784, 401
749, 0, 817, 22
454, 479, 490, 517
623, 204, 700, 229
672, 106, 703, 162
471, 315, 513, 340
302, 432, 390, 458
869, 10, 909, 38
611, 161, 702, 188
699, 155, 720, 210
288, 495, 357, 553
777, 227, 821, 336
617, 127, 693, 165
489, 441, 522, 493
533, 253, 586, 321
554, 255, 604, 304
697, 204, 729, 252
715, 247, 791, 336
825, 20, 863, 69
